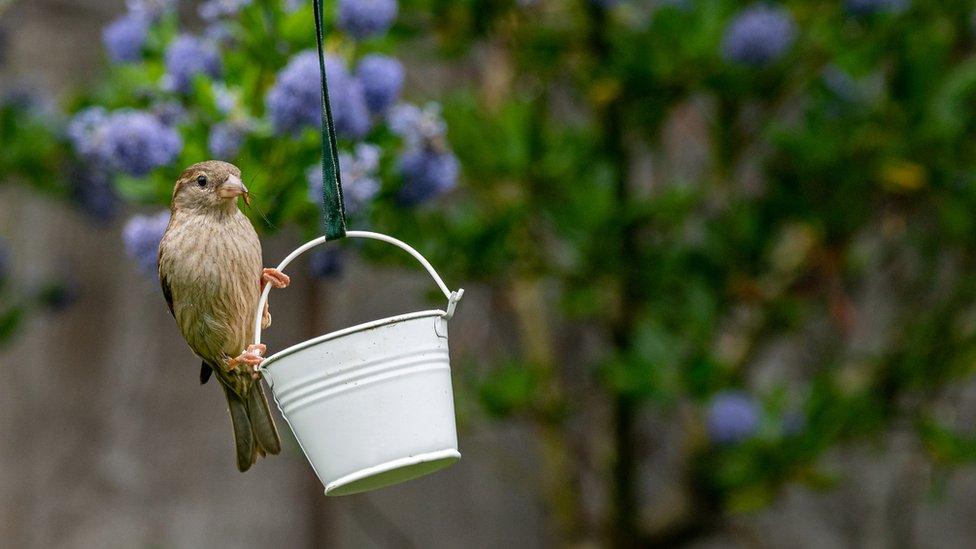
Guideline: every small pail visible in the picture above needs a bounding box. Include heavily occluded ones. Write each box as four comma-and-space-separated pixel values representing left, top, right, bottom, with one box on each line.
253, 231, 464, 496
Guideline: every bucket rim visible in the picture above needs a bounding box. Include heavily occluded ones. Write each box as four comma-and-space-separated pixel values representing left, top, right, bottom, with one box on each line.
261, 309, 446, 369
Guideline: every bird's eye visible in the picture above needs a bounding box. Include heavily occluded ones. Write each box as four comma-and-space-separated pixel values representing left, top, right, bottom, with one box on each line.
196, 175, 208, 187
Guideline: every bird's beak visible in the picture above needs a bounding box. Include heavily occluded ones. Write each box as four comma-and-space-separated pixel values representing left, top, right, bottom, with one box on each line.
218, 174, 250, 205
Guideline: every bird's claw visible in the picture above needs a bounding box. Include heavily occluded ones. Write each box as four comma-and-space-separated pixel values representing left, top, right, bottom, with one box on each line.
228, 344, 267, 379
262, 268, 290, 289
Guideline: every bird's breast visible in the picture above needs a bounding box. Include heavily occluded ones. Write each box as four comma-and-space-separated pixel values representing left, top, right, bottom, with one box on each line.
161, 211, 263, 362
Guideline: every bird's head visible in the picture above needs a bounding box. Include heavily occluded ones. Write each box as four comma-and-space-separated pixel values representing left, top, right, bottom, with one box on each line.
171, 160, 250, 214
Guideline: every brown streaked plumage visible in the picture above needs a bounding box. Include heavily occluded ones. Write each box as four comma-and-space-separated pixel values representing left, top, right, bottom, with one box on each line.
158, 160, 289, 472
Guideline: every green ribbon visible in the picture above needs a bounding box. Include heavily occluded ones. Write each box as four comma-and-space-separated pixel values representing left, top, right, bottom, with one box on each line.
313, 0, 346, 240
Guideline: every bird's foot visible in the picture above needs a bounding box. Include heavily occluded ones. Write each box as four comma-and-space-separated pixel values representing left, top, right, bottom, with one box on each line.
227, 344, 266, 380
262, 268, 290, 289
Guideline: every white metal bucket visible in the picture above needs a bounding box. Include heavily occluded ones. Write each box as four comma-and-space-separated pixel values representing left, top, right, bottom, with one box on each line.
253, 231, 464, 496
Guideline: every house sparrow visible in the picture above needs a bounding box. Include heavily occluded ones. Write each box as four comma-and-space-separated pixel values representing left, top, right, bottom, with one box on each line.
158, 160, 290, 472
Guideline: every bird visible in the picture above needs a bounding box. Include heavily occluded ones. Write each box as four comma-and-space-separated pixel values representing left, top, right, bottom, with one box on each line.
158, 160, 291, 472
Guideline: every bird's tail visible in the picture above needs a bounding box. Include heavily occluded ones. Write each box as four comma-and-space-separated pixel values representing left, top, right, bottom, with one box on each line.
222, 381, 281, 472
248, 382, 282, 457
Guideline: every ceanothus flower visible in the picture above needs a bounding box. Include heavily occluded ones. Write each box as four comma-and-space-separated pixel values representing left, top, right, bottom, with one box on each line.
123, 211, 170, 274
199, 0, 252, 20
71, 164, 119, 223
397, 149, 459, 206
706, 391, 760, 445
388, 102, 448, 149
99, 110, 183, 176
388, 102, 458, 204
338, 0, 398, 40
70, 108, 181, 175
309, 249, 344, 279
721, 5, 796, 67
68, 106, 110, 160
266, 50, 370, 139
102, 14, 148, 63
846, 0, 909, 15
356, 54, 404, 114
208, 121, 246, 160
206, 21, 236, 46
212, 83, 240, 114
127, 0, 178, 20
164, 35, 222, 94
151, 100, 187, 127
266, 51, 320, 135
330, 70, 372, 139
339, 143, 382, 212
307, 143, 381, 215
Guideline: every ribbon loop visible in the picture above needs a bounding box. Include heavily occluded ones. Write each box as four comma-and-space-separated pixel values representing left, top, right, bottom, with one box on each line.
313, 0, 346, 240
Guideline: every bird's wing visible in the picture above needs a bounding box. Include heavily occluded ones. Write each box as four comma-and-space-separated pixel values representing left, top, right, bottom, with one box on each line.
159, 271, 174, 317
158, 234, 174, 317
200, 360, 213, 384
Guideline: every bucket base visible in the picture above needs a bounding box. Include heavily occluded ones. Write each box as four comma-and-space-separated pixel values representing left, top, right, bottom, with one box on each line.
324, 449, 461, 496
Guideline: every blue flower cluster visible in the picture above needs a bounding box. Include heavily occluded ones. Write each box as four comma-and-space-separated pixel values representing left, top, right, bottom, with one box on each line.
305, 144, 383, 280
207, 21, 236, 47
208, 121, 246, 160
845, 0, 909, 15
339, 143, 382, 212
164, 35, 222, 94
266, 50, 371, 139
388, 103, 447, 149
71, 164, 120, 223
721, 5, 796, 67
706, 391, 760, 445
102, 111, 183, 176
151, 100, 187, 127
356, 54, 404, 114
212, 83, 240, 115
309, 249, 344, 279
123, 211, 171, 274
199, 0, 253, 21
266, 51, 323, 135
307, 142, 382, 215
326, 56, 372, 139
67, 106, 111, 160
388, 103, 459, 204
397, 150, 459, 206
126, 0, 178, 20
68, 107, 183, 177
83, 0, 450, 277
338, 0, 398, 40
103, 14, 149, 64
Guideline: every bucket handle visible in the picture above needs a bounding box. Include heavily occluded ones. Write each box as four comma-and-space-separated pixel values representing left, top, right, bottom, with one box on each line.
253, 230, 464, 347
